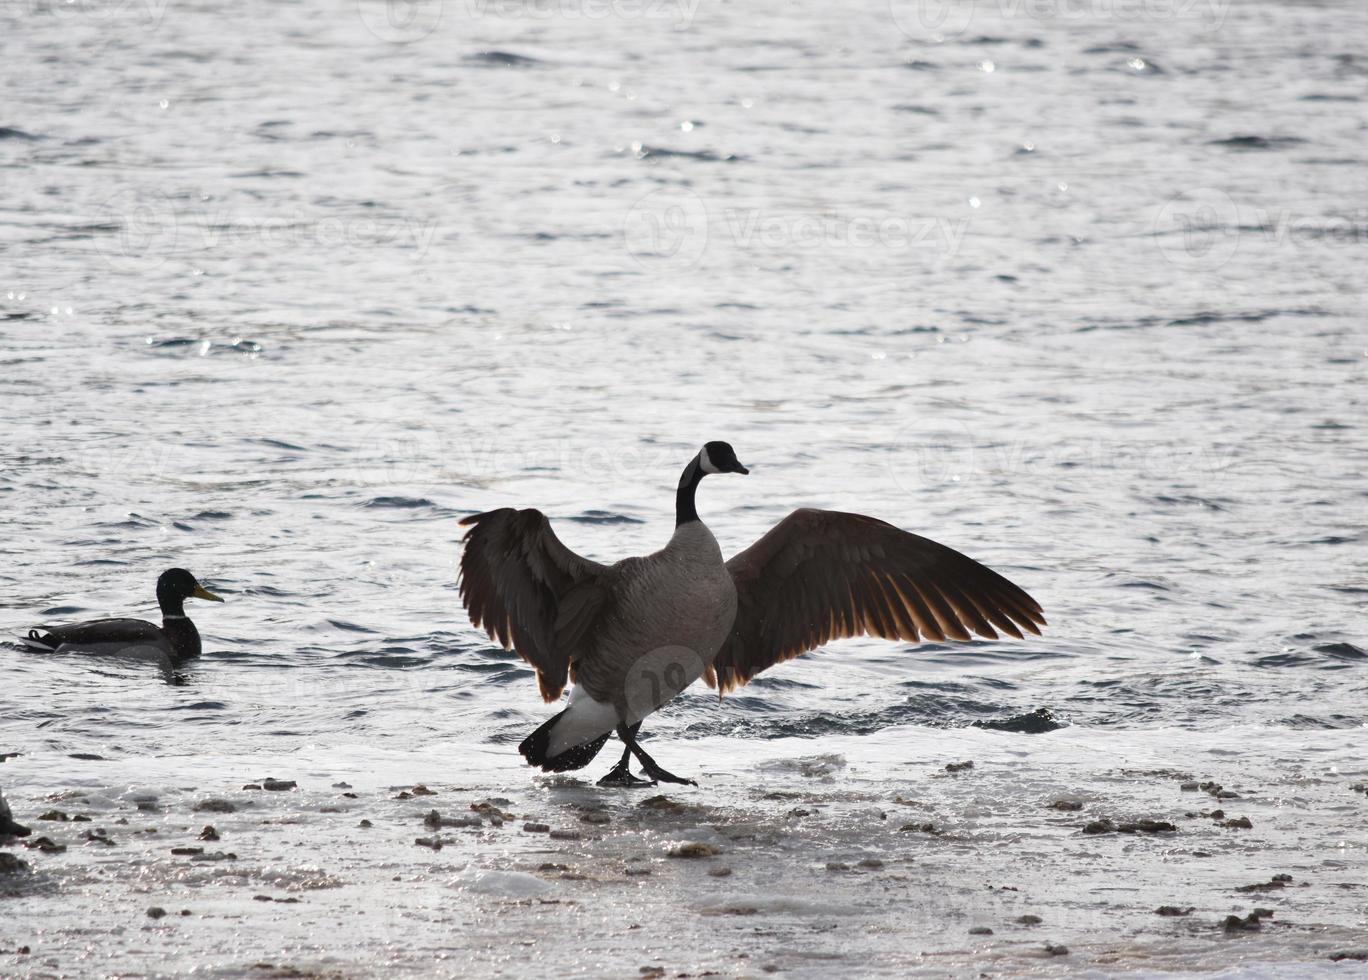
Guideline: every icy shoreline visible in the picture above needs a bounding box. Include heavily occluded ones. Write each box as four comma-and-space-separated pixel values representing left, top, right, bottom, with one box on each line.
2, 725, 1365, 977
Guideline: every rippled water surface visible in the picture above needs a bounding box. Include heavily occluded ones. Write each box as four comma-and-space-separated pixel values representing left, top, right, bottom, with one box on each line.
1, 0, 1366, 976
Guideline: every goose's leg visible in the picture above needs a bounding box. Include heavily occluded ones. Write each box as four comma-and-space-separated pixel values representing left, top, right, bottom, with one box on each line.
597, 723, 653, 787
616, 721, 697, 787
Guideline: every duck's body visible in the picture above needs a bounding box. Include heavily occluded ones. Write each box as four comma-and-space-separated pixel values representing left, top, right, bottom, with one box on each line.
459, 441, 1045, 786
0, 789, 29, 839
22, 568, 222, 662
23, 616, 200, 660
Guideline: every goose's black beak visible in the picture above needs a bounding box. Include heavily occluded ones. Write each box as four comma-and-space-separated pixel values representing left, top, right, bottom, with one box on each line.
731, 462, 750, 475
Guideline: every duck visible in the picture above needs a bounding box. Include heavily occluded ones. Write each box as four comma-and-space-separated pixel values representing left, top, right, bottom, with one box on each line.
458, 441, 1045, 787
21, 568, 223, 662
0, 788, 29, 839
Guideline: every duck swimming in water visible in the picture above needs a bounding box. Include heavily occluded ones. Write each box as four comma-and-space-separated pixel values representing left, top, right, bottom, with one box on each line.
21, 568, 223, 662
458, 441, 1045, 787
0, 788, 29, 839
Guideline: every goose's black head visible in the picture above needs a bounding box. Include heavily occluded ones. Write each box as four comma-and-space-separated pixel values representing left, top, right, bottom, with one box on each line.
156, 568, 223, 613
699, 441, 749, 476
676, 442, 748, 526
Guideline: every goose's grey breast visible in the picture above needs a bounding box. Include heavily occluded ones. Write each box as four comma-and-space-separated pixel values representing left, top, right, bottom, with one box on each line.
574, 522, 737, 713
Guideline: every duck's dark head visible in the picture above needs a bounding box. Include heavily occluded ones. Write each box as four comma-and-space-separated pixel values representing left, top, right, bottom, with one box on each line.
156, 568, 223, 613
698, 441, 749, 476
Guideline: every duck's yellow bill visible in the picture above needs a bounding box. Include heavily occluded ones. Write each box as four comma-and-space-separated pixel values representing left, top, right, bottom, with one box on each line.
192, 584, 224, 602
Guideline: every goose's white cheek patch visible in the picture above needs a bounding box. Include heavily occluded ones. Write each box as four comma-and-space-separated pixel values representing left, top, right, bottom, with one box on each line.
699, 446, 720, 474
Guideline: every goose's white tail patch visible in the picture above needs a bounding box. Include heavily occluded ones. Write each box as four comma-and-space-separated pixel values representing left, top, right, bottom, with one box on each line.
547, 686, 619, 757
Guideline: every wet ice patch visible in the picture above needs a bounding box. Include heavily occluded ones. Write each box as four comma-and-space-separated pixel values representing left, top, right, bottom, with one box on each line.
698, 893, 858, 917
256, 867, 345, 891
757, 753, 847, 779
455, 868, 553, 899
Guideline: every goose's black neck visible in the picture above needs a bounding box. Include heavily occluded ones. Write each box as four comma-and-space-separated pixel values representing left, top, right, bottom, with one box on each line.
675, 456, 706, 527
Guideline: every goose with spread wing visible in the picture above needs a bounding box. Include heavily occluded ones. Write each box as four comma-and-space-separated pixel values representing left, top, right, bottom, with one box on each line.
458, 441, 1044, 786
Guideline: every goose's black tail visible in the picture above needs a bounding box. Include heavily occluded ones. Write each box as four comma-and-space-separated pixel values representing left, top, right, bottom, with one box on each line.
518, 708, 612, 773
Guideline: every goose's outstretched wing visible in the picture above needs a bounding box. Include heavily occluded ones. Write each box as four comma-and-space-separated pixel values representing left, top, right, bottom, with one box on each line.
458, 508, 607, 701
714, 508, 1045, 694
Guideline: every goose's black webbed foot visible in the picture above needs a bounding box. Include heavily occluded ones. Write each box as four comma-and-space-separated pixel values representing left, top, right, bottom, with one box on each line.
597, 743, 655, 787
616, 722, 698, 787
639, 761, 697, 787
597, 763, 655, 787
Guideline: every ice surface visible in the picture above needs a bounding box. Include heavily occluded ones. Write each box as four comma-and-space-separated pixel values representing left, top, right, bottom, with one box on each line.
454, 867, 554, 899
2, 724, 1366, 977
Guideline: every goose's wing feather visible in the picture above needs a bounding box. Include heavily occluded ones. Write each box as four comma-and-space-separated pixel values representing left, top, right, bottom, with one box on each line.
26, 618, 166, 651
458, 508, 608, 701
715, 508, 1045, 694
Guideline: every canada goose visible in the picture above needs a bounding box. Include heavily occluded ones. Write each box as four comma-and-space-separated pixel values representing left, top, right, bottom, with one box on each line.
459, 441, 1044, 786
21, 568, 223, 662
